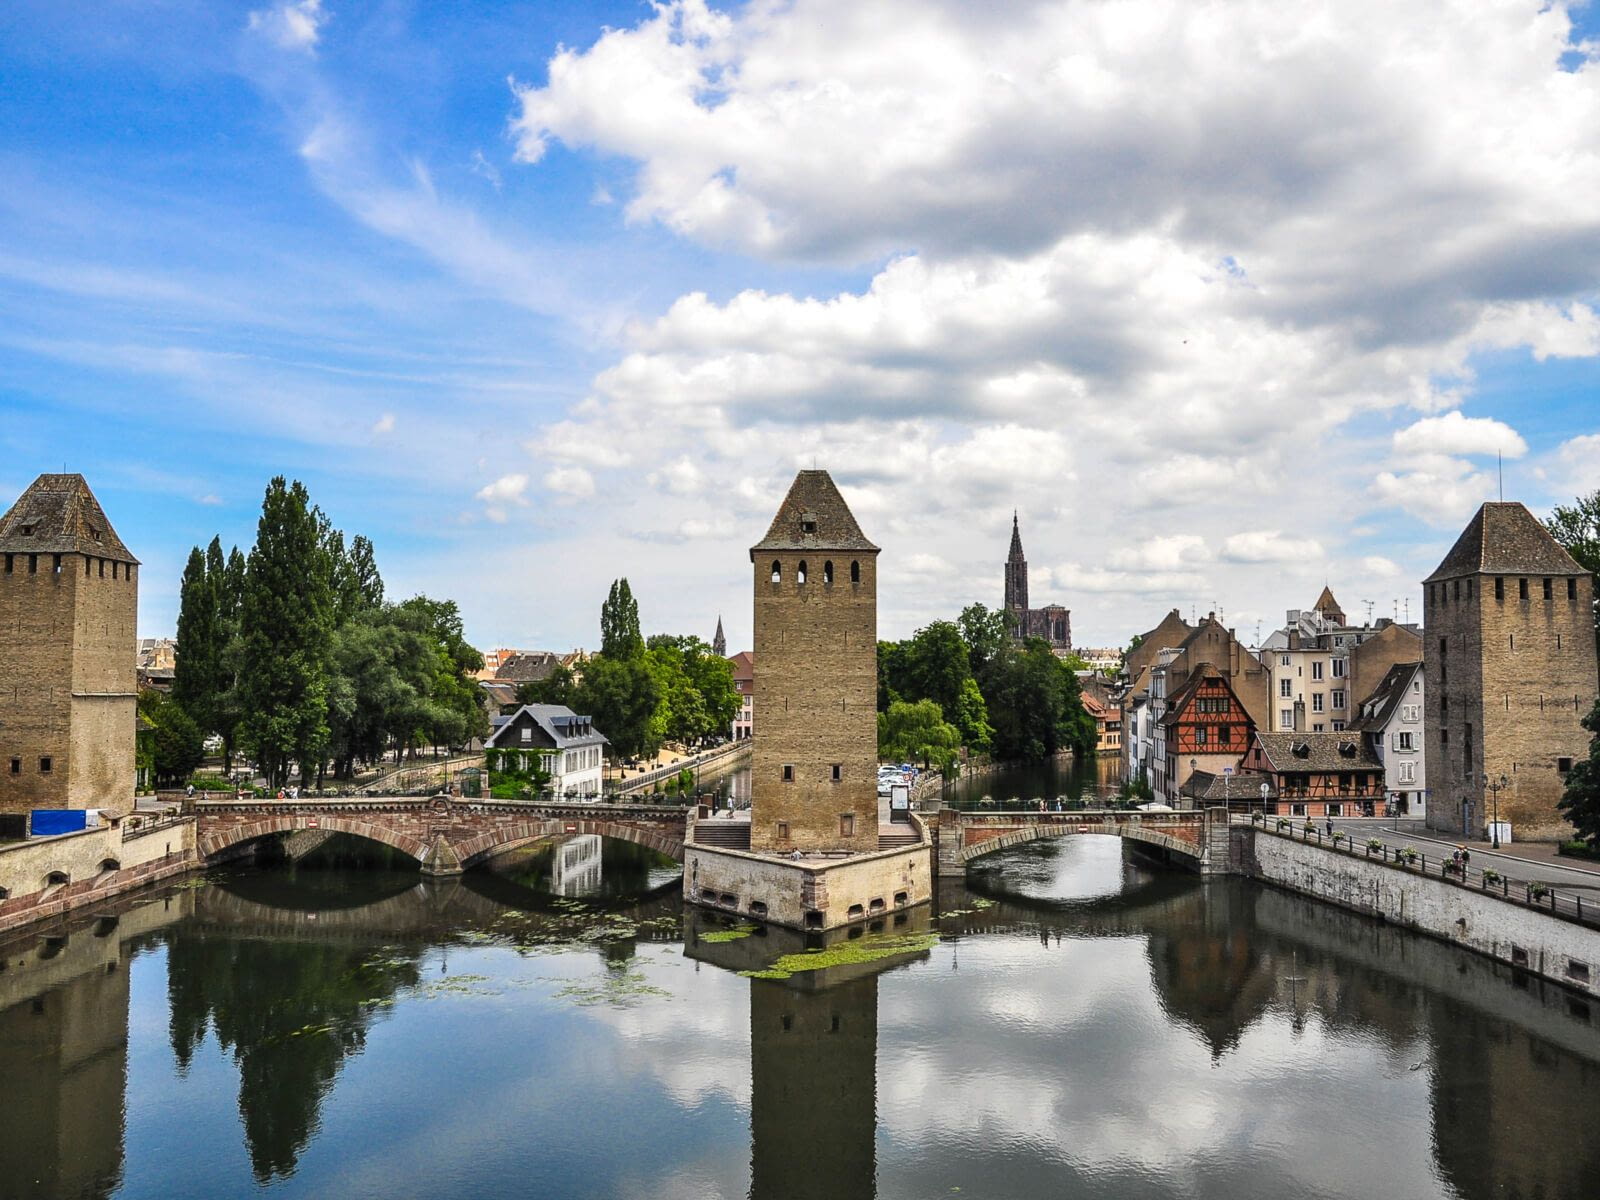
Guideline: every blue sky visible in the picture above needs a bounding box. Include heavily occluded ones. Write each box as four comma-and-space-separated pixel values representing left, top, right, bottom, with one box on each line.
2, 0, 1598, 654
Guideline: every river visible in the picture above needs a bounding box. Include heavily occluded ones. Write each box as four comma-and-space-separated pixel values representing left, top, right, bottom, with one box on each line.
3, 832, 1598, 1200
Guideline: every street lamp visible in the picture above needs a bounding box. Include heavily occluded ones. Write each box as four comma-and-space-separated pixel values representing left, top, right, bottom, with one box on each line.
1481, 772, 1509, 849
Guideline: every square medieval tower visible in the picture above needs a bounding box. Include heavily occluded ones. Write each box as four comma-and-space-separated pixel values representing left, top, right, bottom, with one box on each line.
1423, 501, 1598, 841
0, 475, 139, 818
750, 470, 880, 854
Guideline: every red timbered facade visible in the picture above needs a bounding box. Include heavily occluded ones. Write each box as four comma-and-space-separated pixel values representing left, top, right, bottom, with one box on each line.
1160, 666, 1256, 806
1241, 732, 1387, 817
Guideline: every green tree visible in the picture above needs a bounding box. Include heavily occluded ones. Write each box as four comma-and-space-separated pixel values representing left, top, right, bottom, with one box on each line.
601, 578, 644, 659
574, 655, 661, 760
644, 634, 741, 746
958, 603, 1013, 679
172, 544, 221, 734
984, 638, 1096, 762
1558, 701, 1600, 847
878, 699, 962, 775
1546, 490, 1600, 662
138, 690, 206, 785
900, 621, 972, 715
238, 478, 335, 788
951, 675, 994, 753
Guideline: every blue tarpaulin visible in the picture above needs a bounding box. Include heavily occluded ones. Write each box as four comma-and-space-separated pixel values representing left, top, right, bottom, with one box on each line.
30, 809, 89, 836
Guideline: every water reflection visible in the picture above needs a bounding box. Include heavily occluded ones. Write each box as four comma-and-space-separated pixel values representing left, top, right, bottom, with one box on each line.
3, 837, 1599, 1199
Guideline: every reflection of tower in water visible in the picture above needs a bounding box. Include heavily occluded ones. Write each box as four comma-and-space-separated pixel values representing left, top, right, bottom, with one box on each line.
749, 975, 879, 1200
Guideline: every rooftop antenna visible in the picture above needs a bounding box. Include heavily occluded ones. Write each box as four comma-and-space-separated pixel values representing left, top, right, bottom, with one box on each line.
1498, 450, 1504, 502
1362, 599, 1375, 625
1403, 598, 1410, 624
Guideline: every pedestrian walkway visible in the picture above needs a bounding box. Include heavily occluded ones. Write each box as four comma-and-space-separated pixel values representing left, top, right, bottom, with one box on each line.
1327, 818, 1600, 892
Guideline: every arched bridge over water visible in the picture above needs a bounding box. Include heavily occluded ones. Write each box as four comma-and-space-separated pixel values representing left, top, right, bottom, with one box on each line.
935, 807, 1235, 878
193, 796, 688, 876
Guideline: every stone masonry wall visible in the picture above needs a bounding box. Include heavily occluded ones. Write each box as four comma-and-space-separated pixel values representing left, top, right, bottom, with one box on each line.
1249, 828, 1600, 994
0, 815, 197, 934
0, 554, 137, 817
751, 551, 879, 853
1427, 572, 1596, 840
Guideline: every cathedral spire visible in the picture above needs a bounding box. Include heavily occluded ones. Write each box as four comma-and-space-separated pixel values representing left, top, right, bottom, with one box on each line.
1008, 510, 1025, 562
1004, 511, 1028, 615
712, 614, 726, 658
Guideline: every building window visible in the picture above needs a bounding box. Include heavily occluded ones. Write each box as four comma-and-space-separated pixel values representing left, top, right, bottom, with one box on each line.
776, 821, 789, 842
1397, 731, 1414, 750
1312, 694, 1325, 712
1281, 709, 1294, 729
1543, 577, 1553, 600
1495, 577, 1504, 601
831, 763, 842, 782
1570, 578, 1579, 601
1312, 661, 1324, 681
1560, 757, 1574, 774
1218, 725, 1231, 744
1280, 655, 1290, 666
1398, 761, 1415, 783
800, 516, 817, 534
1519, 577, 1528, 600
839, 813, 855, 838
1195, 727, 1208, 746
797, 560, 808, 584
520, 725, 532, 743
823, 560, 834, 585
1453, 580, 1460, 600
1332, 658, 1346, 678
770, 560, 781, 583
39, 757, 52, 774
781, 764, 794, 782
850, 560, 861, 584
1466, 578, 1473, 600
29, 554, 38, 574
1332, 690, 1345, 709
8, 758, 18, 774
1280, 679, 1292, 698
1291, 803, 1307, 817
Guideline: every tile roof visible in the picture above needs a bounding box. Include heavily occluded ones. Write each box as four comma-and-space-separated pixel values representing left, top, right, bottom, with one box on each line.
0, 474, 138, 563
485, 703, 608, 750
1159, 665, 1245, 728
1181, 769, 1276, 803
1425, 501, 1586, 582
1252, 732, 1384, 773
751, 469, 879, 554
494, 651, 561, 682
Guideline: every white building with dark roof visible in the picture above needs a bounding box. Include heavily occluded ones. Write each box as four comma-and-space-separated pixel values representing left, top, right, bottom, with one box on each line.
1352, 660, 1427, 818
485, 704, 608, 798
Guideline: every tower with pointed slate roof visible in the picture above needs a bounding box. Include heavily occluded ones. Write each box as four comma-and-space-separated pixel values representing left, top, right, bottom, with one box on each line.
1423, 501, 1597, 840
1004, 512, 1029, 617
0, 475, 139, 816
712, 615, 726, 659
1003, 512, 1072, 653
750, 470, 879, 853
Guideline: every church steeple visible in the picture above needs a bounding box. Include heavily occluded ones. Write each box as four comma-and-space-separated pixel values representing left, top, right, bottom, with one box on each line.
712, 614, 726, 658
1004, 511, 1029, 614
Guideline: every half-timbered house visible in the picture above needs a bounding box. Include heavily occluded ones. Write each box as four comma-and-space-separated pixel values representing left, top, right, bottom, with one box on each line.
1240, 731, 1387, 818
1159, 665, 1256, 805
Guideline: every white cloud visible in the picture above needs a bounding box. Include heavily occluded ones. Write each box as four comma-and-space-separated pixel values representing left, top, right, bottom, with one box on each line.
1371, 454, 1495, 527
647, 456, 705, 496
247, 0, 327, 52
1393, 411, 1527, 460
372, 412, 396, 435
1220, 531, 1325, 565
1109, 535, 1209, 572
197, 493, 223, 507
1361, 556, 1402, 578
543, 465, 596, 499
475, 472, 529, 522
1536, 432, 1600, 499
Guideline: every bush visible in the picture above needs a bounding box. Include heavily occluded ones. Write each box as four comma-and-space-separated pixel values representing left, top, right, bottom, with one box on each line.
186, 775, 234, 792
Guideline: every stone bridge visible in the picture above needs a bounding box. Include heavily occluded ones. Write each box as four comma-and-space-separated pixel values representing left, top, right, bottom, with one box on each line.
936, 807, 1233, 878
193, 795, 689, 876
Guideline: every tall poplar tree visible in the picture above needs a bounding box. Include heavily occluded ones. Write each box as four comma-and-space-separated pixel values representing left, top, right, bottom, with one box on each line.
238, 477, 334, 788
172, 546, 219, 732
600, 578, 644, 659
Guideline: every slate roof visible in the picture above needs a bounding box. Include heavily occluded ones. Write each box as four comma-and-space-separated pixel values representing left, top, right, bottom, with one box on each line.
0, 474, 138, 563
1350, 661, 1422, 733
1008, 511, 1025, 561
1251, 732, 1384, 773
1181, 769, 1276, 803
1312, 585, 1344, 616
751, 469, 879, 555
485, 703, 608, 750
1425, 502, 1586, 582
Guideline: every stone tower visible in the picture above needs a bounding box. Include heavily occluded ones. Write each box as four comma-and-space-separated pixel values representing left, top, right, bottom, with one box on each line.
750, 470, 879, 853
712, 614, 726, 658
1004, 511, 1029, 616
0, 475, 138, 818
1423, 502, 1597, 841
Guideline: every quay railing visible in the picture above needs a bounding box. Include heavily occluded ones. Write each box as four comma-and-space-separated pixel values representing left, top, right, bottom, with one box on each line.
1245, 813, 1600, 932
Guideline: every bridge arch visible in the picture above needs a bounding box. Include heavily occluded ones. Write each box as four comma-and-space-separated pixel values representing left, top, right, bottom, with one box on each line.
198, 816, 430, 866
952, 814, 1210, 871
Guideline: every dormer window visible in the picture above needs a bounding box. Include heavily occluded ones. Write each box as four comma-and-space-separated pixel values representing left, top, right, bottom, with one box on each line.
800, 513, 818, 535
19, 524, 34, 536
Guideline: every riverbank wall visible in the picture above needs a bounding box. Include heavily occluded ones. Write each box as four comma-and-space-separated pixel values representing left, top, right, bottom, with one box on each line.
612, 740, 752, 797
1240, 825, 1600, 998
0, 817, 198, 935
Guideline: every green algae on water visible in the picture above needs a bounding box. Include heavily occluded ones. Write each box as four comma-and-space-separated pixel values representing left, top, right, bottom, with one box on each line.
700, 923, 758, 943
737, 931, 940, 980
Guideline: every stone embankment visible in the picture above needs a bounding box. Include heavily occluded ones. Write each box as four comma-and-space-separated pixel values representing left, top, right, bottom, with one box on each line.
0, 815, 198, 934
1237, 820, 1600, 997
